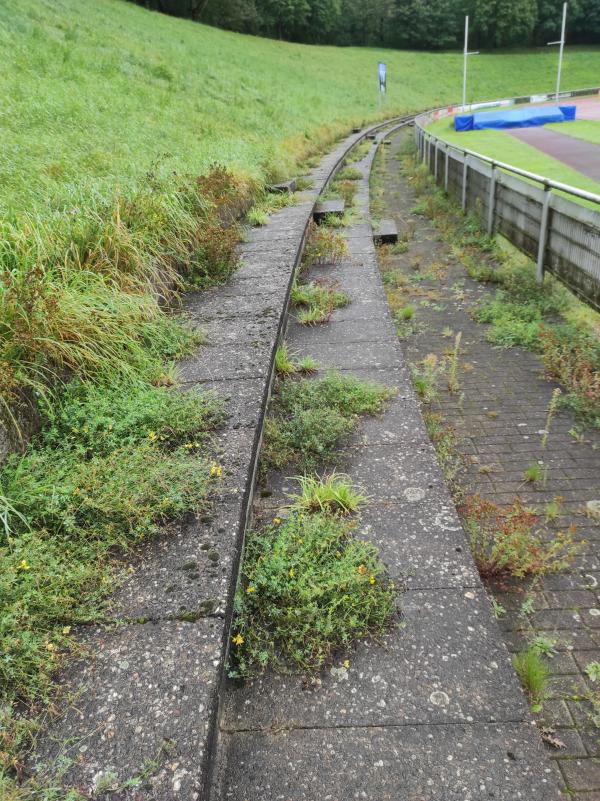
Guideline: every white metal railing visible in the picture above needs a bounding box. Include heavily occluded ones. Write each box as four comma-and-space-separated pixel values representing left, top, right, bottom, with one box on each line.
413, 87, 600, 311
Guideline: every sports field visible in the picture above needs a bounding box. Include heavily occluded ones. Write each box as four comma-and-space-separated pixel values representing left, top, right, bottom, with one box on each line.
426, 94, 600, 195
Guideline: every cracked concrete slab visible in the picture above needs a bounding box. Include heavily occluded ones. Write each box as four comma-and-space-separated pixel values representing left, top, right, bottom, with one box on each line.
30, 619, 223, 801
222, 588, 526, 731
110, 504, 242, 621
217, 723, 561, 801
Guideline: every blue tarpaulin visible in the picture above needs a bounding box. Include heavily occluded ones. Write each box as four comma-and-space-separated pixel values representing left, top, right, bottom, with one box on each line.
455, 105, 576, 132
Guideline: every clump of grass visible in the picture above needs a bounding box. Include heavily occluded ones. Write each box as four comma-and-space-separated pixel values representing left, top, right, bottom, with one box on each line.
228, 511, 396, 678
275, 343, 320, 377
398, 304, 415, 320
262, 372, 392, 472
513, 646, 550, 711
302, 223, 348, 267
275, 343, 297, 376
291, 279, 349, 325
461, 494, 579, 579
524, 461, 542, 484
288, 473, 367, 515
337, 166, 362, 181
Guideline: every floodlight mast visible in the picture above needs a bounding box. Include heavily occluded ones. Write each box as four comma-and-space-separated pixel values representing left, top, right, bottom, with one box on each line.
462, 16, 479, 111
547, 2, 567, 100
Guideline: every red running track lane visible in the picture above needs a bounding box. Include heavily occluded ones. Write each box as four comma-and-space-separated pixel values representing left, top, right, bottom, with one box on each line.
509, 126, 600, 182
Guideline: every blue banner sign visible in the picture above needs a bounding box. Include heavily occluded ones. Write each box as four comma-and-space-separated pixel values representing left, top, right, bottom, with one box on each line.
378, 62, 386, 93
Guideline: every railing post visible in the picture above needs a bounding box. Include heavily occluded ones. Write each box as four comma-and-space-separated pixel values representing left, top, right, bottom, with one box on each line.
536, 184, 552, 284
461, 153, 468, 211
434, 141, 439, 182
444, 146, 449, 193
487, 163, 496, 235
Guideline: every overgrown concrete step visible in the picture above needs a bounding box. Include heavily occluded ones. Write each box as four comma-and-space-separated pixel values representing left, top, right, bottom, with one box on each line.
313, 198, 345, 223
373, 217, 398, 244
25, 116, 405, 801
214, 127, 563, 801
267, 178, 296, 193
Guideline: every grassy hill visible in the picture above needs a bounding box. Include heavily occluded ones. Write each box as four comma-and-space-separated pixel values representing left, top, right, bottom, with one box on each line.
2, 3, 600, 796
3, 0, 600, 220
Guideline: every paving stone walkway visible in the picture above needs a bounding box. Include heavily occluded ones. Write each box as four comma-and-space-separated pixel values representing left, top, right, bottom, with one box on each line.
213, 130, 561, 800
373, 129, 600, 798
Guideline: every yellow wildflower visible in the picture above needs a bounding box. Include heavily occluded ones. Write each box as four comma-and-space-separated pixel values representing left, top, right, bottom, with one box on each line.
289, 567, 295, 578
148, 431, 158, 441
246, 585, 256, 594
343, 659, 350, 669
232, 633, 244, 646
185, 442, 194, 449
62, 626, 72, 635
369, 575, 376, 585
273, 517, 282, 525
45, 642, 56, 652
18, 560, 30, 571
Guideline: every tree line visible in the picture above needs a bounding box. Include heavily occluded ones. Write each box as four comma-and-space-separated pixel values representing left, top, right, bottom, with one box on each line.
131, 0, 600, 48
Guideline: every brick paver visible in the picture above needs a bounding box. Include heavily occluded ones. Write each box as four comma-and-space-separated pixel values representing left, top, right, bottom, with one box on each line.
375, 130, 600, 798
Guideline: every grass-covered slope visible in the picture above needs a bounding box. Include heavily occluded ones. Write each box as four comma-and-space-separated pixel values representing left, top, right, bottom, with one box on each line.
3, 0, 600, 219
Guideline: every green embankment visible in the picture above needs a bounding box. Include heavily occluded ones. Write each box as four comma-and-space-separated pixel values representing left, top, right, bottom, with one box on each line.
2, 0, 600, 219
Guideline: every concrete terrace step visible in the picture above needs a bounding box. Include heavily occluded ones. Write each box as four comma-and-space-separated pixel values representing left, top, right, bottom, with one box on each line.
313, 198, 345, 223
213, 129, 563, 800
25, 120, 401, 800
373, 217, 398, 244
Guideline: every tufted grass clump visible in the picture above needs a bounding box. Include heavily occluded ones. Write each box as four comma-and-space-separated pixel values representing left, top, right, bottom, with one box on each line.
291, 279, 350, 325
288, 473, 367, 515
262, 371, 393, 472
228, 511, 396, 678
513, 646, 550, 711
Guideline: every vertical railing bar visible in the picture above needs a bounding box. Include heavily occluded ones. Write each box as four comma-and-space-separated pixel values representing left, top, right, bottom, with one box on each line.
536, 184, 553, 284
461, 153, 468, 211
487, 162, 496, 236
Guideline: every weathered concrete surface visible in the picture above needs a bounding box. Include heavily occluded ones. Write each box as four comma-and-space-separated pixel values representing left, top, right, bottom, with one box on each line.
31, 619, 223, 800
26, 119, 405, 799
215, 125, 562, 801
218, 723, 557, 801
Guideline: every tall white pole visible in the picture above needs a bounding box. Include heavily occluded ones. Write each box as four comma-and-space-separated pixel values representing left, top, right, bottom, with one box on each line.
556, 2, 567, 100
463, 15, 469, 109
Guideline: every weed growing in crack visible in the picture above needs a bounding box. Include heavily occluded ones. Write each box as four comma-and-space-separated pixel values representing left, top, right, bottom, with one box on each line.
524, 461, 543, 484
287, 473, 367, 515
275, 344, 319, 377
513, 646, 550, 712
291, 280, 349, 325
460, 494, 580, 579
424, 412, 463, 488
228, 511, 396, 678
262, 372, 392, 472
447, 332, 462, 394
411, 353, 444, 403
302, 222, 348, 267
